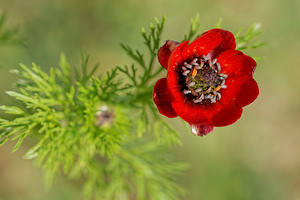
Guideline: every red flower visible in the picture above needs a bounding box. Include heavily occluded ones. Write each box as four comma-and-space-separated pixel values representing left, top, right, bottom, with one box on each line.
153, 29, 259, 136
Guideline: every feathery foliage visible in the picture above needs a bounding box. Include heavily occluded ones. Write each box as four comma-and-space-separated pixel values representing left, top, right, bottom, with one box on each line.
0, 17, 185, 200
0, 13, 23, 45
235, 23, 266, 51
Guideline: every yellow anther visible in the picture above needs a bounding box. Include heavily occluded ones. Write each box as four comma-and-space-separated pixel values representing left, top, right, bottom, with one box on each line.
214, 85, 221, 91
192, 68, 197, 77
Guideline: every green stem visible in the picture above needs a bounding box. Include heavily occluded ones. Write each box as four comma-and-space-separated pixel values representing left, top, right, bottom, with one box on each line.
140, 50, 158, 87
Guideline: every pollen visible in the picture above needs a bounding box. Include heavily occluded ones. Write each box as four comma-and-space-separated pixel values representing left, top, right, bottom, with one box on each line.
192, 68, 197, 77
214, 85, 221, 91
180, 56, 228, 104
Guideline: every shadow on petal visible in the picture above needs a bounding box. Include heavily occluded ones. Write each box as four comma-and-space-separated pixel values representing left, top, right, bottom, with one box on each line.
153, 78, 177, 118
158, 40, 180, 69
210, 106, 243, 127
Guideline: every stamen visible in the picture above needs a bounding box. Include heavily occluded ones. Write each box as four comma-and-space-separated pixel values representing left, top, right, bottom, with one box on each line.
200, 61, 204, 68
195, 65, 202, 70
183, 90, 192, 94
206, 94, 212, 99
212, 58, 217, 65
205, 87, 212, 93
210, 95, 216, 103
208, 60, 212, 67
183, 70, 190, 76
184, 62, 193, 69
216, 92, 221, 100
191, 68, 197, 77
219, 73, 228, 79
216, 62, 221, 72
180, 56, 227, 104
188, 82, 196, 87
193, 99, 201, 103
191, 58, 198, 65
195, 88, 202, 93
214, 85, 221, 92
221, 80, 226, 86
200, 94, 205, 101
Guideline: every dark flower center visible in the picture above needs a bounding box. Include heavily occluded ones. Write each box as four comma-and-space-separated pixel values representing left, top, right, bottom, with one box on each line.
180, 56, 227, 103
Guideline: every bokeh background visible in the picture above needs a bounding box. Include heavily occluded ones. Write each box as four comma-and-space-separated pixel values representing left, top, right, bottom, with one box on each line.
0, 0, 300, 199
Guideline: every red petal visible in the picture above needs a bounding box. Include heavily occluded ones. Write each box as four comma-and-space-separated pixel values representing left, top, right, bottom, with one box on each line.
235, 78, 259, 107
171, 100, 208, 124
153, 78, 177, 118
217, 76, 249, 106
167, 41, 189, 100
205, 29, 236, 58
209, 106, 243, 127
168, 41, 189, 71
189, 124, 214, 136
167, 76, 252, 125
181, 31, 223, 61
217, 50, 257, 77
217, 76, 258, 107
158, 40, 180, 70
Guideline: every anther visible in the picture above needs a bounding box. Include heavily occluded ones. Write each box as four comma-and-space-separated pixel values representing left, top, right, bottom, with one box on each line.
199, 94, 204, 101
188, 82, 196, 87
219, 73, 228, 79
210, 96, 216, 103
184, 62, 193, 69
200, 61, 204, 68
216, 92, 221, 100
195, 65, 202, 70
208, 60, 212, 67
206, 94, 212, 99
221, 85, 227, 89
191, 58, 198, 65
183, 70, 190, 76
183, 90, 192, 94
216, 62, 221, 72
221, 80, 226, 86
214, 85, 221, 92
182, 66, 187, 71
195, 88, 202, 93
212, 58, 217, 65
191, 68, 197, 77
205, 87, 212, 93
202, 55, 208, 60
193, 99, 201, 103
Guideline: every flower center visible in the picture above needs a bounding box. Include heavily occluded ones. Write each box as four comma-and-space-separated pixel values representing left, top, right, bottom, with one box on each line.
180, 56, 227, 103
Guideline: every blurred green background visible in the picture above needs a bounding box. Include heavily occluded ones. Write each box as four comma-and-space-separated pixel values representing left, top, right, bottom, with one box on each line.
0, 0, 300, 199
